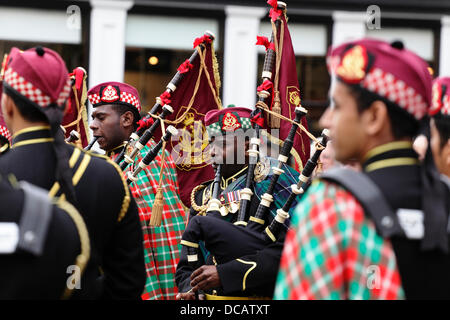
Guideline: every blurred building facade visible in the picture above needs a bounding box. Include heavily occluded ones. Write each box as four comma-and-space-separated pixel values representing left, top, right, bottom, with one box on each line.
0, 0, 449, 135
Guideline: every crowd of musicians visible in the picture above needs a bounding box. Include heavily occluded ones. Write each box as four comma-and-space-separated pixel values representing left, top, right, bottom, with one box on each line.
1, 5, 450, 300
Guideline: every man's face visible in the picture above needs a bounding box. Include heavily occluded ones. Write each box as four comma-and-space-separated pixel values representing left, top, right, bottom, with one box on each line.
430, 118, 450, 176
209, 132, 248, 166
328, 81, 367, 163
90, 104, 127, 151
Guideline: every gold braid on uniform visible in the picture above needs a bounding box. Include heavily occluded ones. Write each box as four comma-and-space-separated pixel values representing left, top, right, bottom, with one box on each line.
58, 197, 90, 300
86, 149, 131, 222
108, 159, 131, 223
190, 184, 208, 214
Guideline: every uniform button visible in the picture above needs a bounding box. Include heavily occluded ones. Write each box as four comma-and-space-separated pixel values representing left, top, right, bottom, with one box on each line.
381, 216, 393, 228
24, 231, 35, 243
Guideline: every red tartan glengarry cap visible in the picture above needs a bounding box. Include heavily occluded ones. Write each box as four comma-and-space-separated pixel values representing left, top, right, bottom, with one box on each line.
326, 38, 432, 120
87, 81, 141, 113
204, 106, 253, 137
429, 76, 450, 118
2, 47, 71, 111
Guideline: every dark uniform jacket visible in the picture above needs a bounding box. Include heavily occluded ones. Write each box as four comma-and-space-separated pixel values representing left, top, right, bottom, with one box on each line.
0, 175, 88, 299
0, 127, 146, 299
322, 142, 450, 299
176, 159, 300, 298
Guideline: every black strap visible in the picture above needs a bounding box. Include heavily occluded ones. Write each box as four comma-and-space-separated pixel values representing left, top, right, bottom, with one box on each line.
17, 181, 53, 256
320, 167, 405, 239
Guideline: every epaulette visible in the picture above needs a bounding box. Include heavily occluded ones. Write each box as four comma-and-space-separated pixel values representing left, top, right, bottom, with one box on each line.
85, 146, 131, 222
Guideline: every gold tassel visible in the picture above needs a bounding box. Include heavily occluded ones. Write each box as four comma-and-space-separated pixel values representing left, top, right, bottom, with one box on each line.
150, 140, 168, 227
271, 91, 281, 128
150, 187, 164, 226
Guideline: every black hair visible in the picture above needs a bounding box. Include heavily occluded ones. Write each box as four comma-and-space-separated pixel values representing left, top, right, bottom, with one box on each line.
111, 104, 140, 130
433, 115, 450, 149
345, 82, 419, 139
3, 84, 77, 207
3, 85, 48, 123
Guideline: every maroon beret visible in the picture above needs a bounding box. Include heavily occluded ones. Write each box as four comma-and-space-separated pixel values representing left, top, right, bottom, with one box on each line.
87, 81, 141, 114
430, 77, 450, 118
2, 47, 71, 111
327, 38, 432, 120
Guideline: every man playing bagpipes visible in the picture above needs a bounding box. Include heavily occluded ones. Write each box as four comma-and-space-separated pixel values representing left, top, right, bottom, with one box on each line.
175, 106, 303, 300
88, 81, 187, 300
275, 39, 450, 300
0, 47, 146, 299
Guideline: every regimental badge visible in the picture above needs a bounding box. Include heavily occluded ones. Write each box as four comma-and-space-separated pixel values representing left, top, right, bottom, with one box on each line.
222, 112, 241, 132
100, 85, 120, 103
171, 106, 210, 171
336, 45, 368, 84
289, 90, 301, 107
429, 82, 444, 116
254, 157, 270, 183
286, 86, 301, 119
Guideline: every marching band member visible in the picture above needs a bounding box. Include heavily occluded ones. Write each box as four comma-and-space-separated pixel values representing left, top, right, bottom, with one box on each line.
275, 39, 450, 300
176, 106, 301, 300
88, 81, 186, 300
0, 47, 145, 299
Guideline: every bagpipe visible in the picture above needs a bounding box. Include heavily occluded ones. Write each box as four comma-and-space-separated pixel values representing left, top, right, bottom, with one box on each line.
181, 128, 330, 274
180, 1, 332, 287
115, 31, 216, 171
126, 126, 178, 185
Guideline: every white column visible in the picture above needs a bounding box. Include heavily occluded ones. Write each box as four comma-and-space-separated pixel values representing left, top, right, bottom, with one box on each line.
89, 0, 133, 88
440, 16, 450, 76
332, 11, 366, 46
88, 0, 133, 152
223, 5, 266, 109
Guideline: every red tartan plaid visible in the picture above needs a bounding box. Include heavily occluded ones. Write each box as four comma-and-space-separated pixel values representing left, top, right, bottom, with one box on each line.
274, 181, 405, 300
117, 139, 186, 300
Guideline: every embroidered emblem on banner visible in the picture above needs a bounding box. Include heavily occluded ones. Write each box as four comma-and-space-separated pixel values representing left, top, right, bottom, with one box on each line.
172, 107, 210, 171
286, 86, 301, 119
336, 45, 368, 83
222, 112, 241, 132
101, 85, 120, 103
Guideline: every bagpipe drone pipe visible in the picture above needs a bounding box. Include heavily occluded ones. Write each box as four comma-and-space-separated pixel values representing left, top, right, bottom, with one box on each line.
180, 128, 330, 273
116, 31, 216, 170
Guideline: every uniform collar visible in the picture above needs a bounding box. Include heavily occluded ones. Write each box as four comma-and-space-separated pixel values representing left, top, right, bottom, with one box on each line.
362, 141, 419, 173
11, 125, 54, 149
220, 166, 248, 189
106, 143, 126, 158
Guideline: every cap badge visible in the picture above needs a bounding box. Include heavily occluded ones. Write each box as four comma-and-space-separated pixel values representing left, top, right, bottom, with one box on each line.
222, 112, 241, 132
336, 45, 368, 84
101, 85, 120, 103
